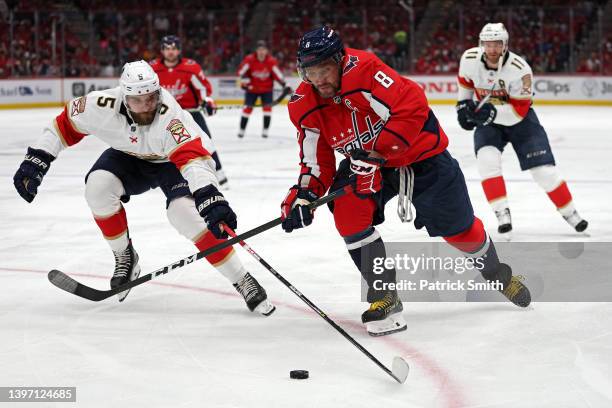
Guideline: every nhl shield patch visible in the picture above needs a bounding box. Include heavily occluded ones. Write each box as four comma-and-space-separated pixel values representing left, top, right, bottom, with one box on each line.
166, 119, 192, 144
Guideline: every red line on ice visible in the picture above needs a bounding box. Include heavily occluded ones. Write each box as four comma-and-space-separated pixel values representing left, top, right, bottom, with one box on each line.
1, 266, 468, 407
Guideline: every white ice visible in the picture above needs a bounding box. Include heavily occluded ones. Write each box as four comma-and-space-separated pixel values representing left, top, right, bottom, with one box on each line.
1, 104, 611, 408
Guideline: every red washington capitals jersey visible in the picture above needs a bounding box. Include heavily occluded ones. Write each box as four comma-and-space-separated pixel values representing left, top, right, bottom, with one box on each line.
288, 47, 448, 197
150, 58, 213, 109
237, 53, 285, 94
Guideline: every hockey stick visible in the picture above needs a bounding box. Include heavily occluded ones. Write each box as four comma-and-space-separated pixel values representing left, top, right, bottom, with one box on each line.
223, 225, 409, 384
48, 185, 350, 302
214, 86, 293, 111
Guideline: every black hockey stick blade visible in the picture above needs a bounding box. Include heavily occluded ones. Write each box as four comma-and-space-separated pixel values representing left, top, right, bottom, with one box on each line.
47, 185, 351, 302
48, 269, 110, 302
391, 356, 410, 383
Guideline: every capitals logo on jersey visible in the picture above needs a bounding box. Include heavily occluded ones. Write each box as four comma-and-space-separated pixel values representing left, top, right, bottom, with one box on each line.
289, 93, 304, 104
332, 111, 384, 155
343, 55, 359, 74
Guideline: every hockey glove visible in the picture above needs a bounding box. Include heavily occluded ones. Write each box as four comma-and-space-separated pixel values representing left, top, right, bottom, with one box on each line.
467, 102, 497, 127
202, 97, 217, 116
456, 99, 476, 130
281, 84, 293, 96
280, 186, 318, 233
194, 185, 237, 239
240, 77, 252, 91
13, 147, 55, 203
349, 148, 386, 199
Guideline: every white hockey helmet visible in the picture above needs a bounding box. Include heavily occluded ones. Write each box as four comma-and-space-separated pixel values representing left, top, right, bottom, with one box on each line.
120, 60, 160, 97
479, 23, 509, 52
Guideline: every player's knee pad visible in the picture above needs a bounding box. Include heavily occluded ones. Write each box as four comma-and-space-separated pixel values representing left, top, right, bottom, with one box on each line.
333, 193, 377, 237
476, 146, 503, 179
166, 196, 208, 240
530, 165, 562, 192
263, 106, 272, 113
242, 106, 253, 115
85, 170, 125, 216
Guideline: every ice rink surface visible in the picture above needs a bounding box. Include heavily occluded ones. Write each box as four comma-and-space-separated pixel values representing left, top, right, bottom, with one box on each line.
1, 104, 611, 407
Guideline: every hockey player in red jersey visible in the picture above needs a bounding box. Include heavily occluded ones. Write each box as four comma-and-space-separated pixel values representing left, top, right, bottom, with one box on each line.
12, 60, 274, 315
456, 23, 588, 239
151, 35, 228, 187
280, 26, 531, 336
236, 40, 291, 138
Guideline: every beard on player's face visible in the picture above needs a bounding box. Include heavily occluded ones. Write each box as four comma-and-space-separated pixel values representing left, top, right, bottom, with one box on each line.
306, 61, 341, 98
126, 92, 160, 125
483, 41, 504, 64
162, 47, 180, 65
130, 111, 157, 125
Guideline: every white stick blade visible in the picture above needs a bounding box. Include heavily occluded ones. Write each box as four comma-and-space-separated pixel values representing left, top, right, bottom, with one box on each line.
392, 356, 409, 384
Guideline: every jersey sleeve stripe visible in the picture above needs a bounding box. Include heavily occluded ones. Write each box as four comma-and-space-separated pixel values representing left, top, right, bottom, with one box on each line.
238, 63, 250, 76
272, 65, 285, 81
299, 128, 322, 179
54, 106, 87, 146
457, 75, 475, 89
190, 75, 208, 99
168, 137, 212, 169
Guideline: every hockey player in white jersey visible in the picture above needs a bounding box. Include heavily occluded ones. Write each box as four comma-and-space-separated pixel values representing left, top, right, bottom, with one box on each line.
13, 60, 275, 314
456, 23, 588, 238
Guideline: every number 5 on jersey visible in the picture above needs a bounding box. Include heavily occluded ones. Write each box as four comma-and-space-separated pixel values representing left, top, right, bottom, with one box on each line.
374, 71, 394, 88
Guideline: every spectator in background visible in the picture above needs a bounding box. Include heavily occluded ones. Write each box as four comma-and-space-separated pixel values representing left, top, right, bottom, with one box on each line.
393, 29, 408, 72
99, 59, 115, 77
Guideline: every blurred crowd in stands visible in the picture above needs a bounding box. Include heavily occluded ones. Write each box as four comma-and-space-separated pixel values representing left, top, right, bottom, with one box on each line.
1, 0, 610, 78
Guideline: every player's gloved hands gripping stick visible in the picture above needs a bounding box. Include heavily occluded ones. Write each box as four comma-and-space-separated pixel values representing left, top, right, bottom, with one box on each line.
456, 99, 477, 130
349, 148, 386, 199
456, 98, 497, 129
194, 185, 237, 239
13, 147, 55, 203
202, 97, 217, 116
281, 186, 319, 232
468, 102, 497, 127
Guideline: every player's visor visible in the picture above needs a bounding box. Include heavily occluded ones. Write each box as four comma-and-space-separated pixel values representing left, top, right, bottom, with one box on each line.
125, 91, 160, 113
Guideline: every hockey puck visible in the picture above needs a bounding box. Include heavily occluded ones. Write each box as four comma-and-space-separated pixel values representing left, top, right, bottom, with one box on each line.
289, 370, 309, 379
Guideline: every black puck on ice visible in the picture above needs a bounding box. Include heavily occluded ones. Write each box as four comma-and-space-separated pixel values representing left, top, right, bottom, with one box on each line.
289, 370, 309, 379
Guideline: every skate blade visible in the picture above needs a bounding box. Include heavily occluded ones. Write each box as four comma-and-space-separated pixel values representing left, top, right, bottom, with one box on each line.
368, 324, 407, 337
254, 299, 276, 316
116, 265, 141, 303
366, 313, 407, 337
499, 231, 512, 241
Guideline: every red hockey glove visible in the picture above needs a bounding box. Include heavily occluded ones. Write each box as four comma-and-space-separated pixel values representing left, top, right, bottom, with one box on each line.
280, 186, 318, 233
202, 97, 217, 116
349, 149, 386, 199
240, 77, 252, 91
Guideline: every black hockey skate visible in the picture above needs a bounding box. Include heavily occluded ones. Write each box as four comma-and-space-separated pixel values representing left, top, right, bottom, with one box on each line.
491, 263, 531, 308
233, 273, 275, 316
111, 239, 141, 302
495, 208, 512, 238
361, 291, 407, 337
563, 210, 588, 233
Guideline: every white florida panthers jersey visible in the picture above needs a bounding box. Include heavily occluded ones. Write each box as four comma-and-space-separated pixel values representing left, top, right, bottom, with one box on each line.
457, 47, 533, 126
32, 87, 217, 192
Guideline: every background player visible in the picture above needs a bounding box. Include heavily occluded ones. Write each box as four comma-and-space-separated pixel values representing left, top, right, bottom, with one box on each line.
280, 27, 531, 337
456, 23, 588, 239
236, 40, 290, 138
151, 35, 228, 188
12, 60, 274, 315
